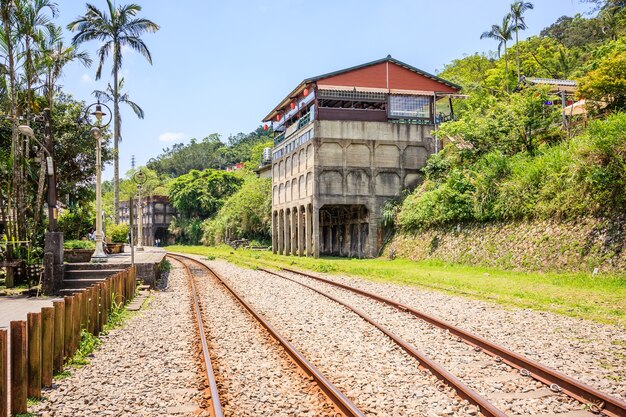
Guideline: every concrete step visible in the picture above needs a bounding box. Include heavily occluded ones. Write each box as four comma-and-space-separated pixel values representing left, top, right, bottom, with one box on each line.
65, 269, 125, 280
62, 278, 108, 289
65, 263, 130, 271
58, 288, 86, 296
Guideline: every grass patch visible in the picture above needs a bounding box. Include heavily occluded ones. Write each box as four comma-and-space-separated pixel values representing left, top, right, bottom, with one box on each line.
53, 369, 71, 380
167, 245, 626, 328
161, 259, 172, 273
27, 397, 42, 406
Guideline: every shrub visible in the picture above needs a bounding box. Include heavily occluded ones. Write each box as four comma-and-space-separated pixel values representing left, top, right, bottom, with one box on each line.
58, 205, 94, 240
64, 240, 95, 250
108, 223, 129, 243
397, 112, 626, 231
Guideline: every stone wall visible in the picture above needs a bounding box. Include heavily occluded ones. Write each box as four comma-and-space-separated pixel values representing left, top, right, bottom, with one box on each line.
389, 217, 626, 273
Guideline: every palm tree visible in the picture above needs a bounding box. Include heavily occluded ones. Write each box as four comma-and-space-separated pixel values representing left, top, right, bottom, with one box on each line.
67, 1, 159, 224
92, 77, 145, 137
481, 14, 514, 92
510, 1, 534, 80
15, 0, 59, 112
39, 25, 92, 108
31, 25, 91, 227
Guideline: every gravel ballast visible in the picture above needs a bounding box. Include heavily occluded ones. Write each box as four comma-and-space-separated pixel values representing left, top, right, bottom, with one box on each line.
31, 266, 204, 417
204, 259, 481, 417
271, 268, 626, 403
276, 269, 596, 415
185, 261, 340, 417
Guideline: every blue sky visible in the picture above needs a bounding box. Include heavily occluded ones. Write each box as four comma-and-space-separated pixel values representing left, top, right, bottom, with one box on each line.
55, 0, 591, 179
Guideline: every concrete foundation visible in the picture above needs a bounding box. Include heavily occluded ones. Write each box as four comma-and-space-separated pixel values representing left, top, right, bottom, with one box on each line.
271, 120, 434, 258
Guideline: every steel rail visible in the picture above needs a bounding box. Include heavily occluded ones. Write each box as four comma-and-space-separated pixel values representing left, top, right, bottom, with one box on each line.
169, 254, 365, 417
258, 267, 507, 417
270, 266, 626, 417
169, 255, 224, 417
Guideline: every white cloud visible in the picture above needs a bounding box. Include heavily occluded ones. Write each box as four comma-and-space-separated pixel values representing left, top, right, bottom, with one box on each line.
80, 73, 92, 83
159, 132, 186, 142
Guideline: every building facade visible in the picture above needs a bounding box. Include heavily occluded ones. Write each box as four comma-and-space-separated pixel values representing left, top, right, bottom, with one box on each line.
119, 195, 176, 246
264, 56, 461, 258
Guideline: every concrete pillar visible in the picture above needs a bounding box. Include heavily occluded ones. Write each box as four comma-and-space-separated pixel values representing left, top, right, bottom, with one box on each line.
368, 221, 379, 258
291, 208, 298, 256
298, 206, 305, 256
312, 206, 321, 258
272, 211, 278, 254
284, 209, 291, 256
306, 204, 312, 257
278, 210, 284, 255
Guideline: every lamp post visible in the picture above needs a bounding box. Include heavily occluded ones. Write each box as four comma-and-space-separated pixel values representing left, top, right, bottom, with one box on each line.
86, 101, 112, 263
133, 169, 147, 251
18, 108, 62, 294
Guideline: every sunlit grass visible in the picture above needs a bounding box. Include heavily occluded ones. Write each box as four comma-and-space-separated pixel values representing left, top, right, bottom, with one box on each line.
167, 245, 626, 328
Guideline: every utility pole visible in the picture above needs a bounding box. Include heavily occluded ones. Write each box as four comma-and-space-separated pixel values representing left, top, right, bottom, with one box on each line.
44, 108, 58, 231
42, 107, 64, 294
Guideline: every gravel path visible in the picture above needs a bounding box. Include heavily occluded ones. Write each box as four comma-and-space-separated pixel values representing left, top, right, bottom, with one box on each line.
184, 261, 339, 417
204, 259, 481, 417
271, 266, 626, 403
31, 266, 204, 417
276, 269, 593, 416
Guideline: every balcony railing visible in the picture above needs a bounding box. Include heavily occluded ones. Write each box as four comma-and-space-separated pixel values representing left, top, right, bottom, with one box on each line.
274, 131, 286, 145
274, 110, 312, 146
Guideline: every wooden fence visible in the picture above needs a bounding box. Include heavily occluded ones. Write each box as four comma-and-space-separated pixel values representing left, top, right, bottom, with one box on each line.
0, 265, 137, 416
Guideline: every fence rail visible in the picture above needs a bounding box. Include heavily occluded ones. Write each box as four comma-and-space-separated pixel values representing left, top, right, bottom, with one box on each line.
0, 265, 137, 416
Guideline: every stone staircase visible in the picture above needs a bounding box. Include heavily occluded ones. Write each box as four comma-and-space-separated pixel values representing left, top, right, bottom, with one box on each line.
60, 263, 129, 295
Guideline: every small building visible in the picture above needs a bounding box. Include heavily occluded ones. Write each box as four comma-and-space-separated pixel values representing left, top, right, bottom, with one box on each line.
119, 195, 176, 246
263, 56, 461, 258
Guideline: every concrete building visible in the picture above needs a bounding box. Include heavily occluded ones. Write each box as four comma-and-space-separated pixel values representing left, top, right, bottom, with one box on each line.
119, 195, 176, 246
263, 56, 461, 258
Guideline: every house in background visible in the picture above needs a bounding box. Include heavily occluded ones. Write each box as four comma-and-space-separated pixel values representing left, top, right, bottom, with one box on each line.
264, 56, 462, 258
119, 195, 176, 246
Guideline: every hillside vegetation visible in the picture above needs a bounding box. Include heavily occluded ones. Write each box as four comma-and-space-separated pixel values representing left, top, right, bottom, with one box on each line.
397, 1, 626, 234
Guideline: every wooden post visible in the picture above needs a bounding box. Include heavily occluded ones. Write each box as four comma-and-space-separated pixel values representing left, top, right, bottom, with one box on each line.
90, 287, 97, 335
0, 328, 8, 417
95, 284, 102, 335
41, 307, 54, 387
73, 294, 81, 351
63, 296, 73, 359
81, 290, 88, 330
116, 273, 123, 305
53, 300, 64, 372
27, 312, 42, 398
86, 288, 93, 334
10, 321, 27, 414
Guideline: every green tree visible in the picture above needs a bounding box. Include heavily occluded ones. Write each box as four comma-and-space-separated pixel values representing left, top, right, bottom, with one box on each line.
202, 176, 272, 245
68, 1, 159, 224
169, 169, 243, 220
578, 49, 626, 112
93, 77, 145, 136
38, 25, 92, 108
510, 1, 534, 80
481, 14, 514, 92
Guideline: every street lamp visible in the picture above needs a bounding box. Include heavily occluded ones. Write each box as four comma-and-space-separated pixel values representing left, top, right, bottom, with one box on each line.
17, 111, 57, 227
86, 101, 112, 263
133, 170, 147, 251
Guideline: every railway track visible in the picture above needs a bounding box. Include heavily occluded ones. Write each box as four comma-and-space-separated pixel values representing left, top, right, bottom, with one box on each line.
254, 265, 626, 417
168, 254, 365, 417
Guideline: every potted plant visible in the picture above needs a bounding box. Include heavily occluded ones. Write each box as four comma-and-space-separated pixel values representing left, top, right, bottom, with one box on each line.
107, 223, 129, 254
64, 240, 96, 263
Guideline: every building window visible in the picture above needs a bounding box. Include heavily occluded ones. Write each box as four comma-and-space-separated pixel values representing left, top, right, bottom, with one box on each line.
389, 95, 431, 119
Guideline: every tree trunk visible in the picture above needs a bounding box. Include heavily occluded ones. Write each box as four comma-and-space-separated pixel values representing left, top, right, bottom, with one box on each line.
113, 46, 120, 224
504, 41, 510, 94
515, 26, 520, 81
